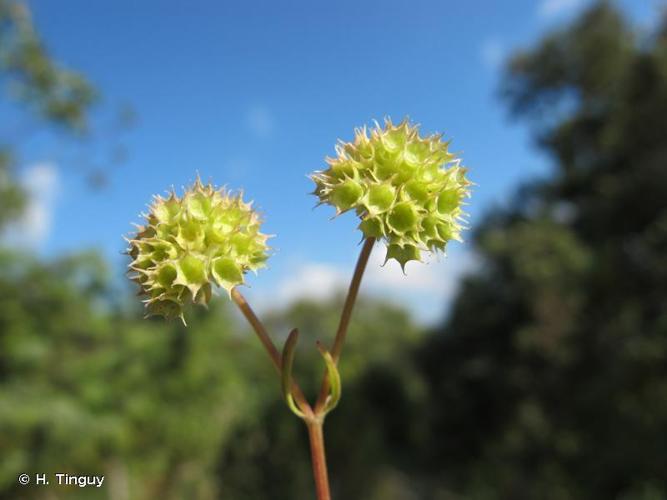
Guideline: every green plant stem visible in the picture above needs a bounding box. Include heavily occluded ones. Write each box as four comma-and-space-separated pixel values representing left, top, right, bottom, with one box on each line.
234, 237, 375, 500
314, 237, 375, 413
231, 287, 313, 417
306, 418, 331, 500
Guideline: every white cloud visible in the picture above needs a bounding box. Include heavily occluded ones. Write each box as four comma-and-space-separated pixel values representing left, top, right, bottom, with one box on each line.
4, 162, 60, 248
481, 39, 505, 70
245, 105, 274, 139
365, 244, 478, 323
366, 245, 474, 294
539, 0, 583, 18
276, 263, 348, 305
250, 244, 478, 326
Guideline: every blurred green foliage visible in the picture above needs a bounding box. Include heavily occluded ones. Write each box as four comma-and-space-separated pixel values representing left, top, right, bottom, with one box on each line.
414, 4, 667, 498
0, 0, 97, 231
1, 2, 666, 499
0, 0, 96, 131
0, 249, 274, 499
0, 0, 131, 191
0, 150, 24, 231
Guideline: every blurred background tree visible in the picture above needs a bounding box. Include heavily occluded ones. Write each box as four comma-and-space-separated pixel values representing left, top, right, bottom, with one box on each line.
0, 0, 94, 230
0, 2, 248, 499
1, 1, 666, 499
0, 0, 131, 197
414, 4, 667, 499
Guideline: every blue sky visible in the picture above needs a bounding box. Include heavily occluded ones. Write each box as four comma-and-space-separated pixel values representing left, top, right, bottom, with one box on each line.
5, 0, 658, 324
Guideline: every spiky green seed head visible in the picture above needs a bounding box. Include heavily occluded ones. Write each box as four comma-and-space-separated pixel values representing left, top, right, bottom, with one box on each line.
126, 178, 270, 323
311, 118, 472, 269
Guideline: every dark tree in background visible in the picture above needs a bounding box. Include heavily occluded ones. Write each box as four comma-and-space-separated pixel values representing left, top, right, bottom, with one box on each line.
418, 4, 667, 498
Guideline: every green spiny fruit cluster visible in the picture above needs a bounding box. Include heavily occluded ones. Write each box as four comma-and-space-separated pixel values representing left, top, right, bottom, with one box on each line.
126, 179, 270, 323
311, 118, 472, 269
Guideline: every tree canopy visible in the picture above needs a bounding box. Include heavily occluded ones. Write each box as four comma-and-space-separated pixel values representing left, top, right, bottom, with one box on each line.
416, 4, 667, 498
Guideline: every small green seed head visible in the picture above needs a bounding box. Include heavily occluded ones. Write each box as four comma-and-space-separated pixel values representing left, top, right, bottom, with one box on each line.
311, 118, 472, 269
126, 178, 270, 323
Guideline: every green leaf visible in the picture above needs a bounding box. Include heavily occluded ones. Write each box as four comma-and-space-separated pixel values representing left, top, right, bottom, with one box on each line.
281, 329, 306, 419
316, 342, 342, 414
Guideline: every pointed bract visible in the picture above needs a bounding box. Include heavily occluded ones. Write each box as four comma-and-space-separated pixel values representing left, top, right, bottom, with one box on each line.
311, 118, 472, 267
126, 179, 270, 322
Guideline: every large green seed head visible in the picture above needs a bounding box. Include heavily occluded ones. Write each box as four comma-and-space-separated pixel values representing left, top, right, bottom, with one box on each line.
126, 178, 270, 323
311, 118, 472, 269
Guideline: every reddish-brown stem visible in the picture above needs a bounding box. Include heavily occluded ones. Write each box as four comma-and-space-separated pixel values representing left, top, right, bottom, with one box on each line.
314, 237, 375, 413
306, 419, 331, 500
231, 287, 313, 417
233, 238, 375, 499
